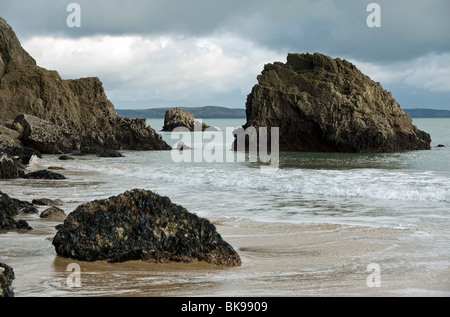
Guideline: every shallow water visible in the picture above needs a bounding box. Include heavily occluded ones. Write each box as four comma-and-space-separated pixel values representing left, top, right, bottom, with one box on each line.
0, 118, 449, 297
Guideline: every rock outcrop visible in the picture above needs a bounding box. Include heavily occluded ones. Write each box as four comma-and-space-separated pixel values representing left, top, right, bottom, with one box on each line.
0, 191, 32, 231
53, 189, 241, 266
0, 263, 15, 297
0, 17, 171, 154
0, 153, 25, 179
162, 107, 217, 132
23, 170, 66, 180
236, 52, 431, 153
40, 207, 66, 222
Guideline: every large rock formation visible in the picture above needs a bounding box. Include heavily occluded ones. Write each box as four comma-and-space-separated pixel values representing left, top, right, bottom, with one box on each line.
237, 52, 431, 153
53, 189, 241, 266
0, 263, 15, 297
162, 107, 217, 132
0, 17, 171, 154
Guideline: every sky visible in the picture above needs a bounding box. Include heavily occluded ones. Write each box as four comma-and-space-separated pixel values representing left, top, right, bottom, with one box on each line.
1, 0, 449, 110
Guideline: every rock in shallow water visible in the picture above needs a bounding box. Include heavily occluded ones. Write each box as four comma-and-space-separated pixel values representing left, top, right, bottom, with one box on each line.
0, 263, 15, 297
52, 189, 241, 266
0, 191, 33, 231
238, 52, 431, 153
0, 153, 25, 179
23, 170, 66, 180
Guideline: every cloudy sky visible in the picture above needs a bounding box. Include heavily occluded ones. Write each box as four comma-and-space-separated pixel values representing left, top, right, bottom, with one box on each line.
1, 0, 449, 110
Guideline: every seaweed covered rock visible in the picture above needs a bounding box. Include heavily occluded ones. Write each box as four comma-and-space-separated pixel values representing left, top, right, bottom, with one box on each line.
13, 114, 78, 154
0, 263, 15, 297
23, 169, 66, 180
238, 52, 431, 153
0, 191, 32, 231
0, 153, 25, 179
53, 189, 241, 266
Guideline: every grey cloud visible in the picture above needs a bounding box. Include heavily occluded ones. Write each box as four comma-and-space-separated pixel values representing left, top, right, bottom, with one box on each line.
1, 0, 449, 63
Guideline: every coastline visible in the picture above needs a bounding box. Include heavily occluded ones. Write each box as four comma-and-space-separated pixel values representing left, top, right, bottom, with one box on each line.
2, 118, 450, 297
5, 214, 449, 297
2, 164, 449, 297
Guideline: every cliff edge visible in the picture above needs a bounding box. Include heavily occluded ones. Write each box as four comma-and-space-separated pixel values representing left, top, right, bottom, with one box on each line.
0, 17, 170, 153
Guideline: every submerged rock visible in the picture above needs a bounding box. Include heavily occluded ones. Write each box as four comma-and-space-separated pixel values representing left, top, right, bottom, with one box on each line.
32, 198, 64, 206
162, 107, 217, 132
53, 189, 241, 266
0, 191, 18, 217
238, 52, 431, 153
0, 263, 15, 297
0, 191, 32, 231
176, 141, 191, 151
40, 207, 66, 222
23, 170, 66, 180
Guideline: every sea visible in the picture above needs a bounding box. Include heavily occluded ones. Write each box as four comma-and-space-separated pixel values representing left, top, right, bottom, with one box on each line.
0, 118, 449, 297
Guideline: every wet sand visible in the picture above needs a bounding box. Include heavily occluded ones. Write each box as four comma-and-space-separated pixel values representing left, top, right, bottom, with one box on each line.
2, 159, 449, 297
5, 217, 449, 297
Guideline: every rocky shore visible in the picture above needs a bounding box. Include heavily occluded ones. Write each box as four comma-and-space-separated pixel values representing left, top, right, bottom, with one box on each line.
0, 17, 242, 295
0, 17, 170, 154
236, 52, 431, 153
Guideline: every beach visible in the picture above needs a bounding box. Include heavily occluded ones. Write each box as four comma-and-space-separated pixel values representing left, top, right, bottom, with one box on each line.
1, 118, 449, 297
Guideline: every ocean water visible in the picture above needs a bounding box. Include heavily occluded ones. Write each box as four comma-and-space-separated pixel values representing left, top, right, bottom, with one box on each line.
0, 118, 449, 297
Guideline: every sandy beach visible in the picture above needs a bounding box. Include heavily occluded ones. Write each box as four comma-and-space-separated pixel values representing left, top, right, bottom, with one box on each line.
6, 213, 448, 297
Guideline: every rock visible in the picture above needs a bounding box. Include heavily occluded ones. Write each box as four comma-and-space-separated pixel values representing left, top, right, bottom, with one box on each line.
70, 151, 87, 157
0, 17, 171, 153
0, 191, 32, 231
97, 149, 124, 158
32, 198, 64, 206
237, 52, 431, 153
0, 153, 25, 179
58, 155, 74, 160
13, 114, 78, 155
40, 207, 66, 222
0, 124, 22, 149
79, 146, 123, 157
48, 166, 65, 170
176, 141, 191, 151
1, 145, 42, 159
0, 263, 15, 297
10, 197, 33, 212
19, 205, 39, 214
162, 107, 218, 132
1, 146, 41, 167
0, 191, 18, 217
23, 170, 66, 180
53, 189, 241, 266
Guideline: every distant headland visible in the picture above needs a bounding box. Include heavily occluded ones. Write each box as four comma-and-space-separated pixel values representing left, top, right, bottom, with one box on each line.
403, 108, 450, 118
117, 106, 246, 119
117, 106, 450, 119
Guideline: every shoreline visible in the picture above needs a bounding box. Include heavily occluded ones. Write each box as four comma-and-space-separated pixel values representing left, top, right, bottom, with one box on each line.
4, 215, 449, 297
1, 154, 450, 297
